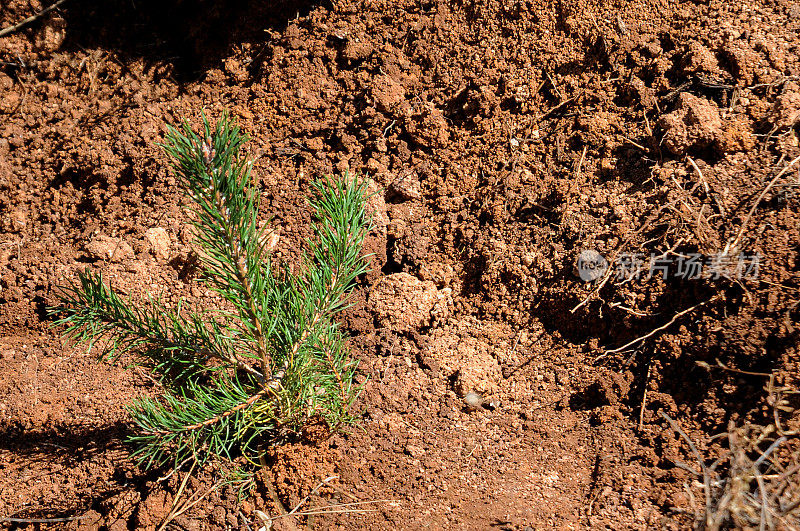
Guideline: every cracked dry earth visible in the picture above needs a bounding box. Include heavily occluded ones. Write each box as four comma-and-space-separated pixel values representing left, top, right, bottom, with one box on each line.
2, 0, 800, 529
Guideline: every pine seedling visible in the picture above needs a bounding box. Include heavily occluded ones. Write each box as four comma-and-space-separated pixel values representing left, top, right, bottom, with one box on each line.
52, 114, 371, 470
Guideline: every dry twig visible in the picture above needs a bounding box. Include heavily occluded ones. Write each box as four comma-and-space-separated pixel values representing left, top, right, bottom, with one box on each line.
663, 410, 800, 529
602, 295, 719, 356
0, 0, 69, 38
252, 474, 394, 529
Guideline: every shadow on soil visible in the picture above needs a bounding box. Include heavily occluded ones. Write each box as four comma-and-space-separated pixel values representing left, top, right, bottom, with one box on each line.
0, 420, 130, 466
59, 0, 320, 80
0, 421, 140, 526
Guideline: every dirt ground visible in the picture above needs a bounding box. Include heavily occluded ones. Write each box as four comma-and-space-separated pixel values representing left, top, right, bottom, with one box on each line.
2, 0, 800, 528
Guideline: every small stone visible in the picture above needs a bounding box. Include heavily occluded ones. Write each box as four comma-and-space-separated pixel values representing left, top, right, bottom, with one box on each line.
405, 443, 426, 457
522, 252, 536, 267
85, 234, 134, 263
464, 392, 484, 410
144, 227, 171, 260
388, 170, 421, 201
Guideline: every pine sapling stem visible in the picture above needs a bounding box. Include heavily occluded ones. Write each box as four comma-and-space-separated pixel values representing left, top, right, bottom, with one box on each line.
209, 181, 270, 379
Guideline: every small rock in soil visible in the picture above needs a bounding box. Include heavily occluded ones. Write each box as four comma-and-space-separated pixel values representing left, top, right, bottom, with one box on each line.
85, 234, 134, 263
427, 318, 502, 396
658, 93, 721, 155
464, 392, 484, 410
388, 170, 422, 201
369, 272, 441, 332
145, 227, 171, 260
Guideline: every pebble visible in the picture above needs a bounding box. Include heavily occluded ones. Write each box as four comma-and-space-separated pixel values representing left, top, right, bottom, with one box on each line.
464, 392, 484, 410
144, 227, 171, 260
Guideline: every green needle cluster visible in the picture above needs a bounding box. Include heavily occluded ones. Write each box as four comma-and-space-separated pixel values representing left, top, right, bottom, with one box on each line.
52, 113, 371, 470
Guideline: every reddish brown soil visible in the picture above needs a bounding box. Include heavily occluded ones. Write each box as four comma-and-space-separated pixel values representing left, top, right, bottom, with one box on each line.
2, 0, 800, 528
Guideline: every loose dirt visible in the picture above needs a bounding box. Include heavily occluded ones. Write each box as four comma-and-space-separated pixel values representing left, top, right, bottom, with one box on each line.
1, 0, 799, 528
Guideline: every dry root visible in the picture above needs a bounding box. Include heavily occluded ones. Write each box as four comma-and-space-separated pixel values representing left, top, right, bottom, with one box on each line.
663, 410, 800, 530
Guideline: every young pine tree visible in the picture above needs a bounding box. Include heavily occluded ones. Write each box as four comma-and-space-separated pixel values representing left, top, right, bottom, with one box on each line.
52, 114, 370, 469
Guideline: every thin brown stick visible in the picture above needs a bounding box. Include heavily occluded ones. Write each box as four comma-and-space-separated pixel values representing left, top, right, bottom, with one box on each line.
603, 296, 719, 355
168, 481, 223, 522
272, 501, 390, 520
695, 359, 772, 377
536, 94, 581, 123
565, 145, 588, 203
256, 473, 396, 525
158, 470, 224, 531
288, 476, 339, 517
156, 461, 196, 531
157, 454, 197, 483
544, 71, 564, 100
0, 0, 69, 38
576, 145, 588, 178
282, 507, 382, 516
239, 510, 254, 531
688, 156, 727, 217
571, 265, 614, 314
624, 137, 647, 152
638, 362, 652, 431
688, 156, 710, 195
